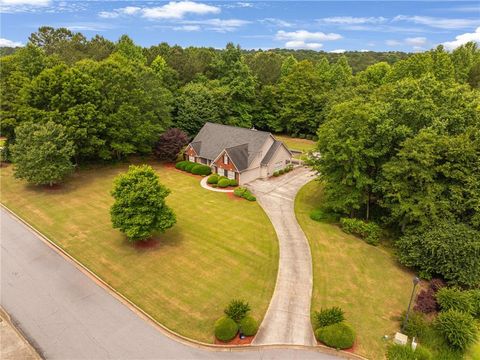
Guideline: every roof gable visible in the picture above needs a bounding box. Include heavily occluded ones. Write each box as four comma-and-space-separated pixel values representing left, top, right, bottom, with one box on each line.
190, 123, 272, 166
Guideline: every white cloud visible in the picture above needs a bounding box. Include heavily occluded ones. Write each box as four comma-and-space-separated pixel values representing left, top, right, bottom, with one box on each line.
443, 27, 480, 50
99, 2, 219, 20
0, 0, 50, 12
386, 39, 402, 46
405, 37, 427, 46
260, 18, 294, 28
181, 18, 250, 32
173, 25, 201, 31
319, 16, 387, 25
142, 1, 220, 19
59, 22, 114, 32
330, 49, 346, 53
0, 37, 23, 47
394, 15, 479, 29
285, 40, 323, 50
276, 30, 342, 42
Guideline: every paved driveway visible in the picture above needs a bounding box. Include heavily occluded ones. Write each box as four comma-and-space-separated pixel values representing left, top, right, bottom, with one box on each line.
247, 167, 317, 346
0, 207, 343, 360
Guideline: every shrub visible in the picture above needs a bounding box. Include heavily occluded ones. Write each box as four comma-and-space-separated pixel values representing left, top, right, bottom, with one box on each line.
214, 316, 238, 342
299, 133, 306, 139
396, 222, 480, 288
310, 209, 327, 222
386, 344, 432, 360
279, 169, 285, 175
467, 289, 480, 318
273, 171, 280, 177
239, 316, 258, 336
430, 278, 446, 293
233, 187, 256, 201
436, 309, 478, 350
313, 307, 345, 330
340, 218, 381, 245
217, 178, 231, 188
228, 179, 238, 187
191, 164, 212, 176
315, 322, 355, 349
436, 288, 474, 315
175, 161, 188, 170
154, 128, 189, 161
400, 311, 429, 338
184, 162, 197, 172
286, 164, 294, 172
224, 299, 251, 323
207, 174, 219, 184
414, 288, 438, 314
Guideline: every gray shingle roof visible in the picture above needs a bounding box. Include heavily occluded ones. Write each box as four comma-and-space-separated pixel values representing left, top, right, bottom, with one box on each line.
190, 123, 272, 168
261, 140, 282, 165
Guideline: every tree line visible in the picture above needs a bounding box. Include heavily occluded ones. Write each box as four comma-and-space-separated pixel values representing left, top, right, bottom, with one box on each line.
1, 27, 479, 287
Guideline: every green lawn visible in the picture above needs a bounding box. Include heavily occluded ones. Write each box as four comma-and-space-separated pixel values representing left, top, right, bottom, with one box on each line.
295, 180, 414, 359
0, 161, 278, 343
275, 135, 316, 156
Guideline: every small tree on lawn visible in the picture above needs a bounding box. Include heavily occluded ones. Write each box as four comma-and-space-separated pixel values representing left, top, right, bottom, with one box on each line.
110, 165, 176, 242
11, 121, 75, 186
154, 128, 189, 162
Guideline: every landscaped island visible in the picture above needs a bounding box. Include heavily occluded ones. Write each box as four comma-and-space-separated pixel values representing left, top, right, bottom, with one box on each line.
0, 162, 279, 343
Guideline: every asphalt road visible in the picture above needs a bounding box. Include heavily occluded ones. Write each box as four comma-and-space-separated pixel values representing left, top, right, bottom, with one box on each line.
0, 207, 342, 360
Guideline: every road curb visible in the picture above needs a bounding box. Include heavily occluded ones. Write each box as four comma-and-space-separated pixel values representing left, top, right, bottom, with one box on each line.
1, 204, 368, 360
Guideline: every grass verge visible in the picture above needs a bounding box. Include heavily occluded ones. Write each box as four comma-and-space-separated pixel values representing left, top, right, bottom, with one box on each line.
0, 161, 278, 343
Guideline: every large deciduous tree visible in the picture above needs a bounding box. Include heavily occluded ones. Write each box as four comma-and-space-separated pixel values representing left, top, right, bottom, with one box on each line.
110, 165, 176, 242
11, 121, 75, 186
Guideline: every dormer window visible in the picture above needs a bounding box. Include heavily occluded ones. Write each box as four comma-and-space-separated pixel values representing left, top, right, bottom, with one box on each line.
223, 154, 229, 164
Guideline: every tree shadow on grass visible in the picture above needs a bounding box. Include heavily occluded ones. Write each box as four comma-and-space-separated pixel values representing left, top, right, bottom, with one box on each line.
126, 228, 184, 253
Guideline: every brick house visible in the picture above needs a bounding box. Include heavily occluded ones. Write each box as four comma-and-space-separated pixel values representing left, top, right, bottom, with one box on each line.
184, 123, 292, 185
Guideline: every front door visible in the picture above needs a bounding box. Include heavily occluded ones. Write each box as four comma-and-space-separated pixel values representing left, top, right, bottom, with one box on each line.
224, 169, 228, 177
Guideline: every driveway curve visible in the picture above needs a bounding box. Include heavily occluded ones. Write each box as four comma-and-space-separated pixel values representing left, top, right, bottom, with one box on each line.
247, 167, 317, 346
0, 207, 344, 359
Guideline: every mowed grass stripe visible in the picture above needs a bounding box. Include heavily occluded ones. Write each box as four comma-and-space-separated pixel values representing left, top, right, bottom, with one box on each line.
1, 162, 278, 343
295, 180, 413, 359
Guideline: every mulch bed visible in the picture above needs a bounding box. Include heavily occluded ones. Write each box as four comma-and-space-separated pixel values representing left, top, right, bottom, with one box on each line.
226, 192, 242, 201
214, 334, 254, 345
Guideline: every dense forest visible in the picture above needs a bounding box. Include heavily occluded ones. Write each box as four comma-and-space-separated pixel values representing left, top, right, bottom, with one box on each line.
1, 26, 479, 287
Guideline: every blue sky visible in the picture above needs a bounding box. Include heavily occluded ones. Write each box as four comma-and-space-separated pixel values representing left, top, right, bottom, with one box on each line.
1, 1, 479, 52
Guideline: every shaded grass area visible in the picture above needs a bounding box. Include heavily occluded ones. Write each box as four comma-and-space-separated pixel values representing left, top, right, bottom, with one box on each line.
295, 180, 414, 359
0, 162, 278, 343
275, 135, 316, 154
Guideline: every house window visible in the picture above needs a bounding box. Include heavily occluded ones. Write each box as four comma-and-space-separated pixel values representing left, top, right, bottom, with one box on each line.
223, 154, 229, 164
227, 171, 235, 180
189, 156, 194, 162
224, 169, 228, 177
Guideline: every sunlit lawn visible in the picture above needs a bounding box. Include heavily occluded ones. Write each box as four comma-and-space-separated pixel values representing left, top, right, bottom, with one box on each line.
0, 161, 278, 343
275, 135, 316, 159
295, 180, 414, 359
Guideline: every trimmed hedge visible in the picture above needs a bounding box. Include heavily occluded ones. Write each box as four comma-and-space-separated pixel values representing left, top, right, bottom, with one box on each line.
436, 288, 475, 316
229, 179, 238, 187
386, 344, 432, 360
313, 307, 345, 330
239, 316, 258, 336
233, 187, 256, 201
175, 161, 188, 170
184, 162, 197, 172
207, 174, 219, 184
436, 309, 478, 350
217, 178, 231, 188
315, 322, 355, 349
468, 289, 480, 318
214, 316, 238, 342
340, 217, 381, 245
191, 164, 212, 176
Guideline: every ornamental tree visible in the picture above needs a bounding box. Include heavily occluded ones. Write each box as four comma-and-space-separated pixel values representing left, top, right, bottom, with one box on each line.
154, 128, 189, 162
11, 121, 75, 186
110, 165, 176, 242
